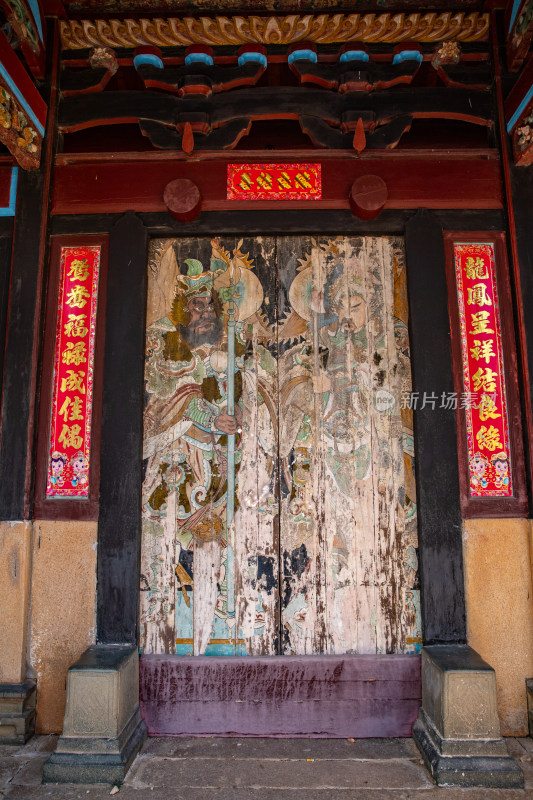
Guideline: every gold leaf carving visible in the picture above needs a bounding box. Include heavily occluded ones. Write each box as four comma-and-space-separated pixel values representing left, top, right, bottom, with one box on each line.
60, 13, 489, 51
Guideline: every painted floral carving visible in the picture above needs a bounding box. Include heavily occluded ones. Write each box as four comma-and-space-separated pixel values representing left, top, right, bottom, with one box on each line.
431, 40, 461, 68
0, 84, 41, 169
4, 0, 39, 52
513, 110, 533, 166
88, 45, 118, 73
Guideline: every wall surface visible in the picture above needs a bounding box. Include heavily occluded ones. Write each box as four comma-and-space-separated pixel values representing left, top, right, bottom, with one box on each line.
29, 520, 97, 733
0, 521, 32, 684
463, 518, 533, 736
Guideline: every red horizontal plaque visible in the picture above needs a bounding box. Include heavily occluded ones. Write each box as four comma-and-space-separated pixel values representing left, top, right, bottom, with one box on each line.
454, 242, 512, 497
227, 163, 321, 200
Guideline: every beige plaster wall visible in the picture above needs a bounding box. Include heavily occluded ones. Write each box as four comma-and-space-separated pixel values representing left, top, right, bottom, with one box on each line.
29, 520, 97, 733
463, 518, 533, 736
0, 521, 32, 684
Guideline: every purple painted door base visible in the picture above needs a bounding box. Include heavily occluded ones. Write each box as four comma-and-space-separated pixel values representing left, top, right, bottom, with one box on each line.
140, 654, 421, 738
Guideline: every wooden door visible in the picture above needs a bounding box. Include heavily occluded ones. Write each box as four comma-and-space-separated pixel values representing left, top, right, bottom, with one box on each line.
139, 236, 421, 657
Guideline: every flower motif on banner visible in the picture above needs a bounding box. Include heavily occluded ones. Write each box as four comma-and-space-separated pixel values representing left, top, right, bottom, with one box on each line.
454, 243, 512, 497
46, 246, 100, 498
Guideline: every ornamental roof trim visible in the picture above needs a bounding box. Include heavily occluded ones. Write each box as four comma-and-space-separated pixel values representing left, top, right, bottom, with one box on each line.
60, 12, 490, 50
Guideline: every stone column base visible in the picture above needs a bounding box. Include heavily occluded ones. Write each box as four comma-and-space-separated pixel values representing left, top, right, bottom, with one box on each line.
0, 680, 36, 744
413, 645, 523, 788
43, 645, 147, 784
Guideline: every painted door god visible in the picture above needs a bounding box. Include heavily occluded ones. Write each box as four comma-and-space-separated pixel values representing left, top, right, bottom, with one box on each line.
140, 236, 421, 657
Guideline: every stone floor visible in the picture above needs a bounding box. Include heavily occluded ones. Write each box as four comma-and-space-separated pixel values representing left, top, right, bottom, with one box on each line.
1, 735, 533, 799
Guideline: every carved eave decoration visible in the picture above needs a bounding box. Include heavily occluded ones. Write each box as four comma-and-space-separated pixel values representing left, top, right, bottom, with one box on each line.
60, 12, 490, 50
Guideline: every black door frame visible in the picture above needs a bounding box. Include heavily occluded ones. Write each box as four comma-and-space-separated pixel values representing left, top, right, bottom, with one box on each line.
46, 206, 507, 646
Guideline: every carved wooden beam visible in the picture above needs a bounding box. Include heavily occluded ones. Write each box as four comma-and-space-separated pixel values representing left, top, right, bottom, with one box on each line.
134, 58, 266, 97
59, 13, 490, 51
505, 55, 533, 164
290, 56, 422, 93
505, 0, 533, 71
0, 28, 46, 168
58, 84, 492, 152
0, 0, 45, 77
59, 86, 492, 130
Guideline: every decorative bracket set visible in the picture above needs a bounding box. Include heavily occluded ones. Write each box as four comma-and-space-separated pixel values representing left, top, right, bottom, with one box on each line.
58, 39, 492, 155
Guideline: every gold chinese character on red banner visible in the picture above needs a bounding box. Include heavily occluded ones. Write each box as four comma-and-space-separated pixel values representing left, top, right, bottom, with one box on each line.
46, 246, 101, 497
454, 243, 512, 497
228, 163, 321, 200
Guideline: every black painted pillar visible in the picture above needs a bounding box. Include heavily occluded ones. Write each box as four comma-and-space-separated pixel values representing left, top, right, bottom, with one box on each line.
0, 229, 13, 404
404, 208, 466, 644
97, 211, 148, 644
0, 170, 45, 520
509, 165, 533, 498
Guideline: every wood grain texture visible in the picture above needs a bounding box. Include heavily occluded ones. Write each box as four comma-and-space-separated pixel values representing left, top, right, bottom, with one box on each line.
404, 209, 466, 644
0, 170, 44, 520
0, 233, 13, 417
139, 653, 421, 737
140, 237, 280, 656
97, 211, 148, 644
140, 235, 420, 657
509, 164, 533, 507
278, 238, 419, 655
50, 158, 504, 217
49, 210, 506, 238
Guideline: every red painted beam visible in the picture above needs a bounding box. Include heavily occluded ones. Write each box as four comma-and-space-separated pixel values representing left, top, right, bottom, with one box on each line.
504, 56, 533, 130
0, 29, 47, 129
0, 165, 16, 209
51, 155, 503, 215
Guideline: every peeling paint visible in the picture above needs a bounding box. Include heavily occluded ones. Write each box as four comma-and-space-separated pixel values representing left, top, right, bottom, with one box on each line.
140, 236, 420, 656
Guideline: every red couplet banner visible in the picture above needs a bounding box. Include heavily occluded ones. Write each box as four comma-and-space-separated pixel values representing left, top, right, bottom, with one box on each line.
46, 246, 101, 498
454, 243, 512, 497
227, 163, 321, 200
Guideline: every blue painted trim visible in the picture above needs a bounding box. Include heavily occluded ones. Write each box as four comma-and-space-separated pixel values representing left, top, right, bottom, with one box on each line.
185, 52, 214, 66
238, 51, 267, 68
507, 83, 533, 131
27, 0, 43, 42
509, 0, 523, 32
133, 53, 164, 70
175, 642, 247, 656
339, 50, 369, 63
0, 63, 44, 135
392, 50, 423, 65
0, 167, 18, 217
288, 49, 317, 65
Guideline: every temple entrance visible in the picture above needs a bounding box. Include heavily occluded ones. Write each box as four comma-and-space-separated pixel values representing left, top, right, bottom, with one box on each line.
139, 236, 421, 658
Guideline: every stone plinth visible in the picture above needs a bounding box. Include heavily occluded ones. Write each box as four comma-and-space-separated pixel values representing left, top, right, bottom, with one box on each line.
413, 645, 523, 788
0, 680, 36, 743
43, 645, 147, 784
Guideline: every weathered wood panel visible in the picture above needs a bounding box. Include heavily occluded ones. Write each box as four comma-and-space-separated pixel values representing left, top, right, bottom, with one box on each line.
140, 653, 421, 737
140, 235, 420, 656
278, 237, 419, 655
140, 237, 279, 656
